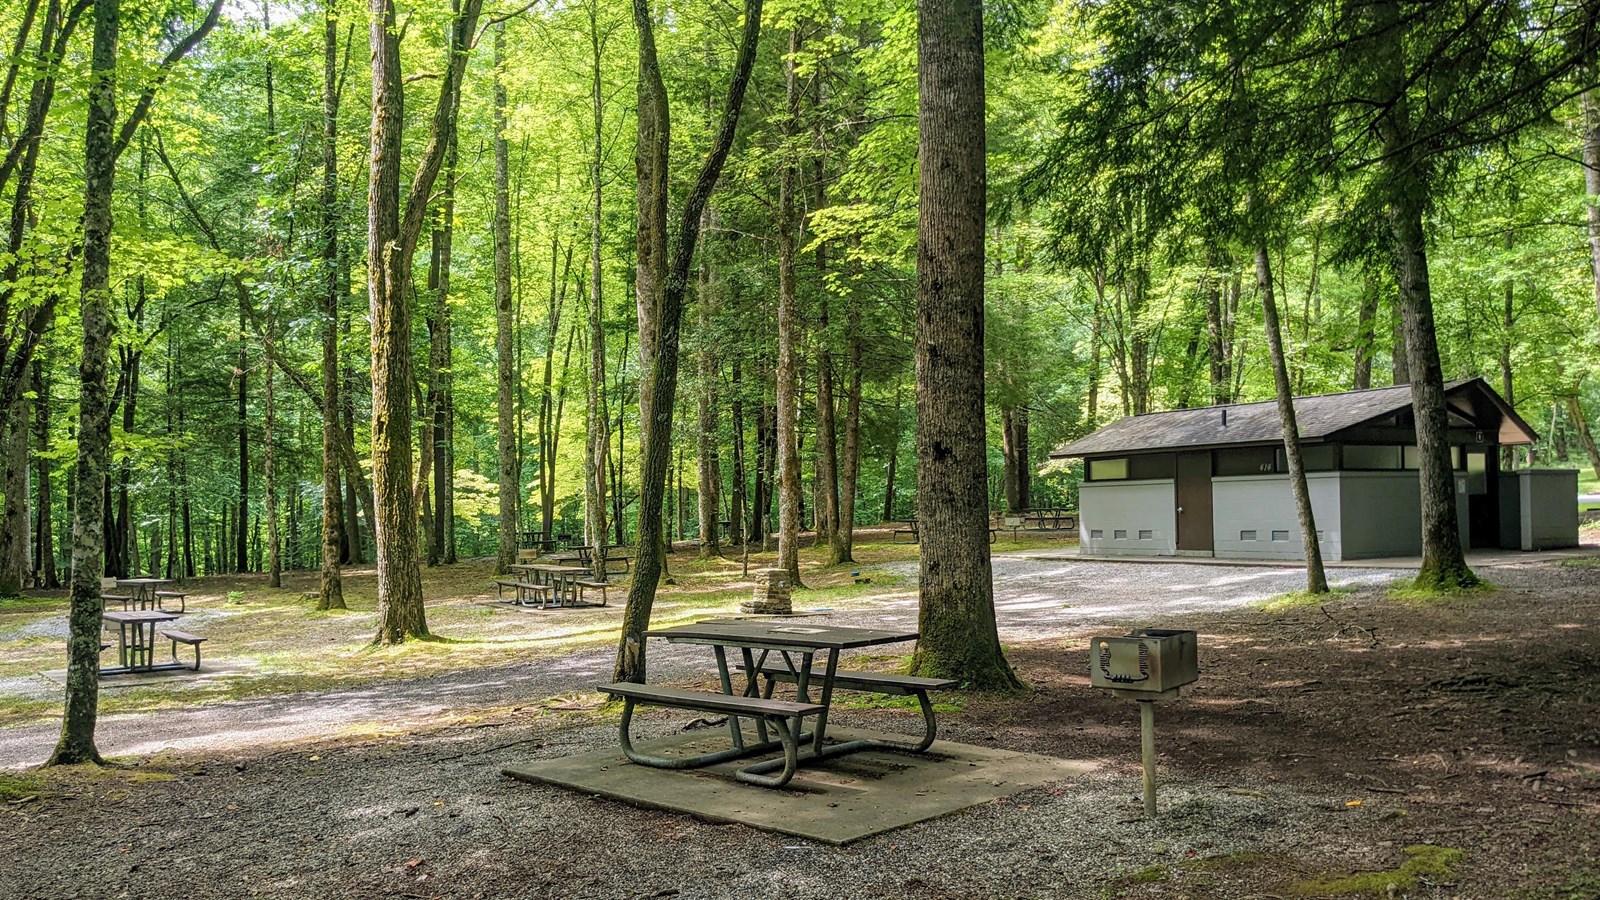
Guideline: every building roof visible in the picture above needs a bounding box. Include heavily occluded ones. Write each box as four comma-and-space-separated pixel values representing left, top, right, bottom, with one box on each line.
1050, 378, 1538, 458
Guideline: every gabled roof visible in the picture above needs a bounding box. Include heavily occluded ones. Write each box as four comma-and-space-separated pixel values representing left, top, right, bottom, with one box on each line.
1050, 378, 1538, 458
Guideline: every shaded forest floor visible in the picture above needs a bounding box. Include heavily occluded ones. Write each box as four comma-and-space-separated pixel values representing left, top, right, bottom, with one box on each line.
0, 539, 1597, 897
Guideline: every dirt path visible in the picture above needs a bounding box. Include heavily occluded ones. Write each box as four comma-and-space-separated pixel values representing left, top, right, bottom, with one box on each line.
0, 557, 1399, 768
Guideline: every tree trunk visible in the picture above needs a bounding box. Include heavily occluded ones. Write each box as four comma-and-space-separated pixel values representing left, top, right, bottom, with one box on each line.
1373, 0, 1474, 590
1565, 390, 1600, 480
494, 23, 519, 573
909, 0, 1019, 690
1582, 86, 1600, 325
264, 317, 281, 587
1256, 241, 1328, 593
883, 389, 901, 521
32, 359, 56, 588
318, 0, 345, 608
367, 0, 483, 644
833, 304, 861, 562
0, 392, 28, 595
1000, 406, 1029, 513
52, 0, 118, 766
1353, 275, 1378, 390
729, 357, 746, 545
695, 203, 720, 558
774, 25, 804, 585
583, 3, 610, 555
615, 0, 762, 685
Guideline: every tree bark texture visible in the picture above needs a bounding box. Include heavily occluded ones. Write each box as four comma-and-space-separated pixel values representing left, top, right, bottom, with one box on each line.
318, 0, 345, 609
1256, 243, 1328, 594
615, 0, 762, 685
52, 0, 118, 766
910, 0, 1019, 690
0, 391, 29, 595
774, 26, 803, 584
367, 0, 483, 643
1582, 87, 1600, 325
493, 23, 519, 574
583, 4, 610, 556
695, 203, 720, 558
1372, 0, 1475, 590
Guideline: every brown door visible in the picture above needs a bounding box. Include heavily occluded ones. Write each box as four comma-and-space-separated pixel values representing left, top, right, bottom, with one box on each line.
1176, 451, 1214, 552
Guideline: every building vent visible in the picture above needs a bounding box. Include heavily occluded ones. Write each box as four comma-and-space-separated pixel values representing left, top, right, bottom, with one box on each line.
1089, 529, 1103, 539
1240, 530, 1257, 541
1271, 530, 1289, 542
1138, 529, 1153, 540
1114, 529, 1128, 540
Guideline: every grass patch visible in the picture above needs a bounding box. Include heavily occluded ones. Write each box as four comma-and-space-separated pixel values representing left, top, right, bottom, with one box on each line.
1388, 577, 1496, 603
832, 692, 964, 714
0, 770, 44, 802
1295, 845, 1463, 897
1560, 557, 1600, 570
1515, 869, 1600, 899
1258, 587, 1355, 612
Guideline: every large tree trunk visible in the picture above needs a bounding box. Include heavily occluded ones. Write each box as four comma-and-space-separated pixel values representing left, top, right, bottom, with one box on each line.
1373, 0, 1474, 590
774, 26, 804, 585
614, 0, 762, 685
1256, 241, 1328, 593
368, 0, 482, 644
318, 0, 345, 609
909, 0, 1019, 690
494, 23, 519, 573
51, 0, 119, 766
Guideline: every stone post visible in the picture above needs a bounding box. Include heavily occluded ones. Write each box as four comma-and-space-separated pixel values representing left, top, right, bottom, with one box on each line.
742, 567, 793, 615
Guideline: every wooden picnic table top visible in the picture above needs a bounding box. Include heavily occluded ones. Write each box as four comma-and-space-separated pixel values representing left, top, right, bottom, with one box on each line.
647, 619, 917, 652
115, 577, 172, 586
531, 564, 590, 574
103, 609, 179, 624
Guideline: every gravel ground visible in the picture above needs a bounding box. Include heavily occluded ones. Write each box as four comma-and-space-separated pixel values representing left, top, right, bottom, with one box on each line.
6, 555, 1597, 899
0, 557, 1401, 767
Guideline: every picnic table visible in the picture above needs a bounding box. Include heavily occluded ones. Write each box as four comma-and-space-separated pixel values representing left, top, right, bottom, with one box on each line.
1023, 507, 1078, 531
892, 518, 919, 543
101, 610, 204, 675
506, 563, 608, 608
600, 620, 954, 788
116, 578, 170, 607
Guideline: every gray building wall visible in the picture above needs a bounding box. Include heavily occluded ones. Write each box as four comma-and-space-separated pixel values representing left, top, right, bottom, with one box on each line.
1078, 479, 1176, 556
1212, 473, 1343, 561
1518, 469, 1580, 550
1337, 471, 1423, 559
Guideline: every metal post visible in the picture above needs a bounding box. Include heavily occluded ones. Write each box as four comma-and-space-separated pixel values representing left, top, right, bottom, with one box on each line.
1139, 700, 1157, 817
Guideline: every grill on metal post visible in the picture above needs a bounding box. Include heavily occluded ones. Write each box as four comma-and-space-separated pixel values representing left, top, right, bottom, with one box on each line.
1089, 628, 1199, 817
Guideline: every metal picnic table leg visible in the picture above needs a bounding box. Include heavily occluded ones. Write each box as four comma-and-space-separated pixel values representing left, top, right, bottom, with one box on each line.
117, 623, 129, 668
739, 647, 771, 744
711, 645, 744, 750
810, 650, 840, 753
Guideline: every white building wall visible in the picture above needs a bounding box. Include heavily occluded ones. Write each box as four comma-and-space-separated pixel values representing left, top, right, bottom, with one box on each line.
1211, 473, 1343, 561
1078, 479, 1176, 556
1338, 471, 1423, 559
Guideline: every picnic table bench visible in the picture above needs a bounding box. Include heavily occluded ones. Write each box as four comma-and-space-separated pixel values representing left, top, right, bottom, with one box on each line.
892, 518, 999, 545
756, 662, 954, 752
493, 578, 555, 607
162, 629, 206, 670
601, 683, 825, 787
100, 609, 205, 676
1022, 507, 1078, 530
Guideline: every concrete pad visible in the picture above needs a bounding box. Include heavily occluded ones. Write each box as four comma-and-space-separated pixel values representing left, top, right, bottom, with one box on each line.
502, 726, 1096, 845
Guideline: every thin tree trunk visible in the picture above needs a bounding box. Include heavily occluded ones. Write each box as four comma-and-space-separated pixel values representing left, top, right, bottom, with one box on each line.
695, 202, 720, 558
774, 25, 803, 585
615, 0, 762, 685
32, 358, 56, 588
1353, 275, 1378, 389
1582, 86, 1600, 325
494, 23, 518, 573
909, 0, 1019, 690
264, 316, 280, 587
729, 357, 746, 545
1565, 389, 1600, 480
834, 303, 861, 561
0, 391, 28, 595
318, 0, 345, 608
1256, 241, 1328, 593
583, 2, 610, 555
